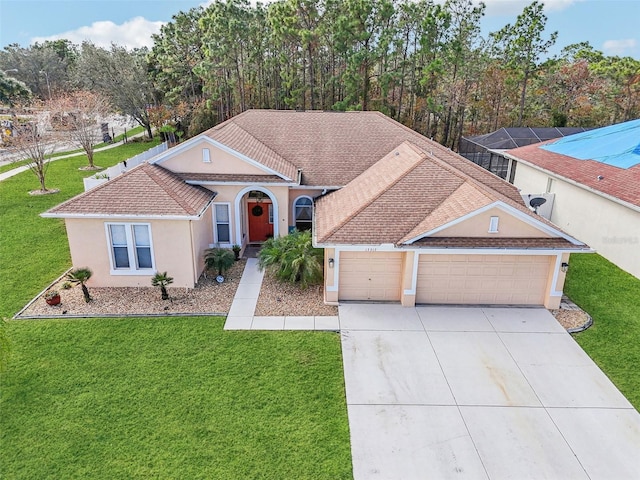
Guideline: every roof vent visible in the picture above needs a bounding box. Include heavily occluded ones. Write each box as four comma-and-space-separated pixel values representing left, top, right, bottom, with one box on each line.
597, 175, 604, 180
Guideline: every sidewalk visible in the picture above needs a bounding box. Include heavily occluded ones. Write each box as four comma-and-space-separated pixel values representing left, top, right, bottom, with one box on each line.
223, 258, 340, 331
0, 132, 147, 182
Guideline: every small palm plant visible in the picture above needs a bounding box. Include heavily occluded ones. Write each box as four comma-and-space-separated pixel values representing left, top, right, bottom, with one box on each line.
151, 272, 174, 300
66, 267, 93, 303
258, 230, 323, 288
204, 248, 236, 277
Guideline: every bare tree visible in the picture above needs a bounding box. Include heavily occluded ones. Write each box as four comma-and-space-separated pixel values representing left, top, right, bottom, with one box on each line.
9, 105, 61, 194
50, 91, 111, 169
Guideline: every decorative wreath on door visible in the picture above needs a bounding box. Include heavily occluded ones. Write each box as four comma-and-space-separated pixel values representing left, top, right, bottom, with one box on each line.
251, 205, 264, 216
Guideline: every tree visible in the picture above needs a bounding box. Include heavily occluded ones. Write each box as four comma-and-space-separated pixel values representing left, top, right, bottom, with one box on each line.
50, 90, 111, 168
151, 272, 174, 300
8, 106, 61, 193
204, 248, 236, 276
0, 69, 31, 106
491, 0, 557, 126
66, 267, 93, 303
75, 42, 155, 138
258, 230, 323, 288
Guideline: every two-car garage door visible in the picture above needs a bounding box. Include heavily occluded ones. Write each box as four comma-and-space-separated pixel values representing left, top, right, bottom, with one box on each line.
338, 251, 552, 306
416, 254, 552, 305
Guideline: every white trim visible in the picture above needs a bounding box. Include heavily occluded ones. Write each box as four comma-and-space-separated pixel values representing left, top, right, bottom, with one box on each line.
212, 202, 232, 246
233, 186, 280, 246
403, 252, 420, 295
501, 152, 640, 214
549, 253, 564, 297
105, 222, 156, 275
403, 201, 584, 245
185, 180, 297, 187
42, 212, 205, 221
488, 216, 499, 233
325, 249, 340, 292
150, 136, 294, 181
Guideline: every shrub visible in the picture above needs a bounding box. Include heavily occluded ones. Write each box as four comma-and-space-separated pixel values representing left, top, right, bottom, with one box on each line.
66, 267, 92, 303
151, 272, 174, 300
204, 248, 235, 276
258, 230, 323, 288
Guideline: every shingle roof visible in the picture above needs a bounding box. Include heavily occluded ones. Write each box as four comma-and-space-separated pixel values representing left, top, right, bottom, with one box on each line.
202, 110, 526, 202
315, 140, 585, 247
506, 140, 640, 208
177, 173, 288, 184
45, 163, 215, 217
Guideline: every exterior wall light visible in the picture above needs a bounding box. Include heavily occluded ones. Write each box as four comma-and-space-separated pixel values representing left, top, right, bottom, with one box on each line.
328, 258, 334, 268
561, 262, 569, 273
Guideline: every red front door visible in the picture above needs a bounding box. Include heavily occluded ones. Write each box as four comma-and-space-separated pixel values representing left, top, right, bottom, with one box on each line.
248, 202, 273, 242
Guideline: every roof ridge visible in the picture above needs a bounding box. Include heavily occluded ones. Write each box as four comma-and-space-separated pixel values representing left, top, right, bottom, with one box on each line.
143, 164, 200, 215
317, 142, 427, 242
212, 120, 298, 181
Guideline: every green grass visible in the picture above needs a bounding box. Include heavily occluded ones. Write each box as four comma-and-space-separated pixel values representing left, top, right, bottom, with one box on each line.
0, 139, 161, 319
0, 317, 352, 479
0, 126, 147, 174
565, 253, 640, 409
0, 137, 353, 479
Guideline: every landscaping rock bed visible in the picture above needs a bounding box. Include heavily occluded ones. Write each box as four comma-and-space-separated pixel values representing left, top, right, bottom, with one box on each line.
18, 260, 246, 318
254, 272, 338, 317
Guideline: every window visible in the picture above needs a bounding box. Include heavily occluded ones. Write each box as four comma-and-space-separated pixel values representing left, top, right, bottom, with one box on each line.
546, 177, 554, 193
293, 196, 313, 231
488, 216, 499, 233
268, 203, 274, 224
214, 203, 231, 244
202, 148, 211, 163
107, 223, 154, 273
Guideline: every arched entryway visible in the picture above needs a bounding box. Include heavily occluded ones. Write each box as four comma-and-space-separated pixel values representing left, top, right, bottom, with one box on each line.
234, 187, 279, 246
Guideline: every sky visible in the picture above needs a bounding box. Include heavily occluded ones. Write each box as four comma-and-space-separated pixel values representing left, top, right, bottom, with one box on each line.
0, 0, 638, 59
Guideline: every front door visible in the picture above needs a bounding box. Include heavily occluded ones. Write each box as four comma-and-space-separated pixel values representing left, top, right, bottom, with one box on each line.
248, 202, 273, 242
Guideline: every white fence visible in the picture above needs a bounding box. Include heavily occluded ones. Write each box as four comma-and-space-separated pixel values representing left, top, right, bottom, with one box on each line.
83, 141, 169, 191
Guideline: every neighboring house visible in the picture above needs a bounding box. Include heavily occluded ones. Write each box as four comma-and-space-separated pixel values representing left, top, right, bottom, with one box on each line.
459, 127, 590, 181
43, 110, 590, 308
502, 119, 640, 280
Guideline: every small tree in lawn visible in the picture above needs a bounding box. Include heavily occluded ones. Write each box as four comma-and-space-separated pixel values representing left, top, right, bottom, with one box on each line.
204, 248, 235, 277
66, 267, 93, 303
9, 103, 61, 194
258, 230, 323, 288
50, 91, 111, 169
151, 272, 173, 300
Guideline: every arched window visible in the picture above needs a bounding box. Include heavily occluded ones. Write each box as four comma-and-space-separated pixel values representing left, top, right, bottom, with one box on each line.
293, 196, 313, 231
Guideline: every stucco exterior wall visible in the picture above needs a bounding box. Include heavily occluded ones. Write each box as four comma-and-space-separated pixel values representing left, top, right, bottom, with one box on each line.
514, 162, 640, 278
159, 141, 269, 175
190, 204, 214, 282
65, 217, 198, 288
433, 206, 551, 238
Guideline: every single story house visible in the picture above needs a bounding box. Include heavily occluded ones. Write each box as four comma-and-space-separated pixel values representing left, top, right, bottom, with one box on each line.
43, 110, 590, 308
502, 119, 640, 279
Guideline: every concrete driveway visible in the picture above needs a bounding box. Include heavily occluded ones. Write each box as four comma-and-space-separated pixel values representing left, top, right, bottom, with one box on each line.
339, 304, 640, 480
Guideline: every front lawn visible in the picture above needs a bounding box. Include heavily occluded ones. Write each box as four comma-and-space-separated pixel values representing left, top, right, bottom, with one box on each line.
565, 253, 640, 409
0, 316, 352, 479
0, 139, 161, 319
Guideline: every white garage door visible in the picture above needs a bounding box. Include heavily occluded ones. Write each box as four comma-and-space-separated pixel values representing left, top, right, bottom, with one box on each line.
339, 252, 403, 301
416, 254, 552, 305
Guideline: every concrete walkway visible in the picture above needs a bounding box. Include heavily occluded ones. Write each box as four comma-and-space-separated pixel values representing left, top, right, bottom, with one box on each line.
340, 304, 640, 480
223, 258, 339, 331
0, 132, 147, 182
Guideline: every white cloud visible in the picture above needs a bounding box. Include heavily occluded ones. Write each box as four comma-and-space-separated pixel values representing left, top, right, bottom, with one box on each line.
481, 0, 582, 16
602, 38, 638, 57
31, 16, 165, 50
